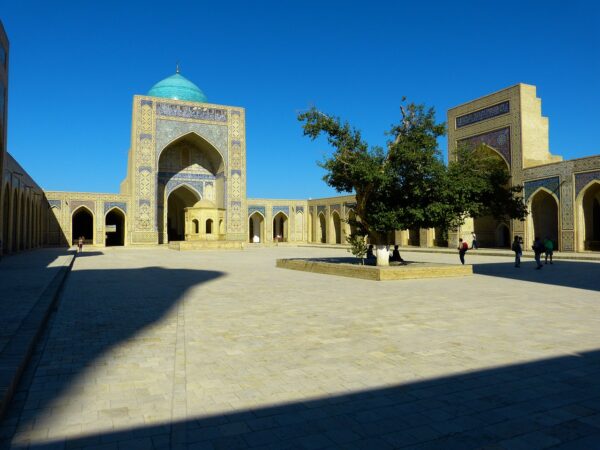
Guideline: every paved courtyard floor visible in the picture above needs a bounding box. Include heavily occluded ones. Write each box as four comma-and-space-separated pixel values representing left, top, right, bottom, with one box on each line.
1, 247, 600, 449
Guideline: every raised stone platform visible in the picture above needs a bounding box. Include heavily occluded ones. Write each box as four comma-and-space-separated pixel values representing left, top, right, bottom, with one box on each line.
276, 257, 472, 281
168, 240, 245, 251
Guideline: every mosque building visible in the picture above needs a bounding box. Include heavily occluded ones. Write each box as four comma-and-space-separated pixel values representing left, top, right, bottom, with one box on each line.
1, 20, 599, 256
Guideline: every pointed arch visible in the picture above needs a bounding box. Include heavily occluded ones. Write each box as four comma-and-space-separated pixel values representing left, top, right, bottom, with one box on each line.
105, 207, 126, 246
331, 210, 342, 244
72, 205, 95, 245
248, 211, 265, 243
576, 179, 600, 251
272, 211, 289, 242
318, 212, 327, 243
527, 187, 560, 251
158, 131, 225, 171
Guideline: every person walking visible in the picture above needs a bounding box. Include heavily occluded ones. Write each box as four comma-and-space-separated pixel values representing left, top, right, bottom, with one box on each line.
532, 236, 544, 269
458, 238, 468, 265
544, 237, 554, 264
512, 235, 522, 268
77, 236, 83, 253
471, 232, 479, 250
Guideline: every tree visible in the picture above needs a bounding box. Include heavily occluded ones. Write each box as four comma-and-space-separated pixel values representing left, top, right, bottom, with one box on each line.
346, 232, 368, 265
298, 99, 527, 266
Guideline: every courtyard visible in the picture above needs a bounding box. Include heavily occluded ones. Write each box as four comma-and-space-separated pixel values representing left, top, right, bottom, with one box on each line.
1, 246, 600, 449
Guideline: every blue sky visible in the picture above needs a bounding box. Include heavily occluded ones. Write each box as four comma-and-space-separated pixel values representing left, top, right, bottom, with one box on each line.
2, 1, 599, 198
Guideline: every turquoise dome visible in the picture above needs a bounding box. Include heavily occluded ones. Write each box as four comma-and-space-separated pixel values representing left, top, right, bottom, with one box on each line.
147, 72, 207, 103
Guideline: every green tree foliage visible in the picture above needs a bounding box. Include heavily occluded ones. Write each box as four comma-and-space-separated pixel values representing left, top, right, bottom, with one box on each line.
346, 232, 368, 265
298, 99, 527, 245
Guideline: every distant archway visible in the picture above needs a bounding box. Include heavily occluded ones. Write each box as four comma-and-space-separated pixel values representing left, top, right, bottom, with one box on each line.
472, 145, 511, 247
248, 212, 265, 243
318, 213, 326, 243
105, 208, 125, 246
206, 218, 213, 234
496, 224, 510, 248
580, 181, 600, 251
11, 190, 18, 252
331, 211, 342, 244
2, 184, 9, 253
529, 189, 559, 250
72, 207, 94, 245
167, 185, 200, 242
273, 212, 288, 242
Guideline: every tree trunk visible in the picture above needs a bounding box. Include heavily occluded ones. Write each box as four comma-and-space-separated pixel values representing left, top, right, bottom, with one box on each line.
376, 244, 389, 266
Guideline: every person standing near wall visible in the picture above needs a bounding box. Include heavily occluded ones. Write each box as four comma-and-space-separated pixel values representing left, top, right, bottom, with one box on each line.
532, 237, 544, 269
471, 232, 479, 250
512, 235, 522, 268
458, 238, 468, 265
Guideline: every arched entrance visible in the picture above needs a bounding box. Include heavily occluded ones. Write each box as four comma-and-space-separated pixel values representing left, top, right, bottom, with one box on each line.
495, 224, 510, 248
2, 184, 9, 254
580, 182, 600, 251
529, 189, 559, 250
318, 213, 326, 243
11, 190, 19, 252
105, 208, 126, 246
248, 212, 265, 243
158, 132, 225, 244
72, 207, 94, 245
167, 185, 200, 242
471, 145, 511, 247
273, 212, 288, 242
331, 211, 342, 244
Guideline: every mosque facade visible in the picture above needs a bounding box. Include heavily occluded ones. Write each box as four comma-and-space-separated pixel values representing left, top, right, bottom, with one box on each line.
1, 20, 600, 255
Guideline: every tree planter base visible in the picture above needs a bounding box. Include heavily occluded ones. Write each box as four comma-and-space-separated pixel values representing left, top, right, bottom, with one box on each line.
276, 258, 472, 281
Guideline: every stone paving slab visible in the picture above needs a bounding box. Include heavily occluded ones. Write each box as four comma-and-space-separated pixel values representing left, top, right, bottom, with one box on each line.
1, 247, 600, 449
0, 249, 75, 420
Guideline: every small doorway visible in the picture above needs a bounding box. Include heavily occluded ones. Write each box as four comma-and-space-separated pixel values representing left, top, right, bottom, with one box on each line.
273, 212, 288, 242
72, 207, 94, 245
105, 208, 125, 246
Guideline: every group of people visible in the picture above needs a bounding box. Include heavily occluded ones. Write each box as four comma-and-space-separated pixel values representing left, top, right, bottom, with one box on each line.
457, 234, 555, 269
513, 235, 554, 269
366, 244, 404, 263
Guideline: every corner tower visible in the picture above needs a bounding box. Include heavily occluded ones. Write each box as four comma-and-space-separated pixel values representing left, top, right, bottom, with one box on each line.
124, 70, 247, 245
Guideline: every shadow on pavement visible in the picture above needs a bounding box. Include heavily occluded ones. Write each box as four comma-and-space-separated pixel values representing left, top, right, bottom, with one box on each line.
6, 349, 600, 449
472, 260, 600, 292
1, 263, 225, 449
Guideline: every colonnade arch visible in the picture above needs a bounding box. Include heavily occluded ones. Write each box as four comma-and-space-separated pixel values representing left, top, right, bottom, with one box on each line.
577, 181, 600, 251
1, 185, 44, 254
528, 188, 559, 250
331, 211, 342, 244
72, 206, 94, 245
105, 207, 126, 246
2, 183, 9, 254
166, 185, 201, 242
272, 212, 288, 242
318, 213, 326, 243
248, 211, 265, 243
